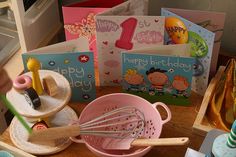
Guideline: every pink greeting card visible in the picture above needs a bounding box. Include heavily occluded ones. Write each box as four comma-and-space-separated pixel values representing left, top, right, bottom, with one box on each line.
62, 0, 124, 66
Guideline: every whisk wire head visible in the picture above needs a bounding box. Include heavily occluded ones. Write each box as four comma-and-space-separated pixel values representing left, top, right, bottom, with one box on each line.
80, 106, 146, 139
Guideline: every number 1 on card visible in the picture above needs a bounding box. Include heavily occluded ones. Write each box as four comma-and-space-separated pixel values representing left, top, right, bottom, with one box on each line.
115, 18, 137, 50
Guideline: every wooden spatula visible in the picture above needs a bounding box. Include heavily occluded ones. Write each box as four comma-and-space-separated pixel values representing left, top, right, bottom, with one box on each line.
102, 137, 189, 150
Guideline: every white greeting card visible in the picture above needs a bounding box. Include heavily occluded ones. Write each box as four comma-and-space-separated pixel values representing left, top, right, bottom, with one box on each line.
95, 0, 164, 86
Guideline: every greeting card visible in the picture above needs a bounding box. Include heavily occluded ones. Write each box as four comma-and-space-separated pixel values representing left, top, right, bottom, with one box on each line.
62, 0, 124, 66
161, 8, 216, 95
163, 8, 225, 76
96, 0, 165, 86
121, 44, 194, 105
22, 38, 96, 102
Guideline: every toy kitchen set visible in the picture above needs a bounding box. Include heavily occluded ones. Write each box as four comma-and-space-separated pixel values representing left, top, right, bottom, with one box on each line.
1, 0, 236, 157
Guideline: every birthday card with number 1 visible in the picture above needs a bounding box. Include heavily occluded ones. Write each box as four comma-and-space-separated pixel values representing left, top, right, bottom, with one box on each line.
96, 0, 165, 86
22, 37, 96, 102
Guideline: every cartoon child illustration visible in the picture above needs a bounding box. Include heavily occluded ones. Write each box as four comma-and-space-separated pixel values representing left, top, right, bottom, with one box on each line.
146, 67, 169, 95
172, 75, 189, 98
124, 69, 145, 92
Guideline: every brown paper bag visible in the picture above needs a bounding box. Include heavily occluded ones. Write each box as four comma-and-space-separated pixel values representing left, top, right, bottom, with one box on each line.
207, 59, 236, 131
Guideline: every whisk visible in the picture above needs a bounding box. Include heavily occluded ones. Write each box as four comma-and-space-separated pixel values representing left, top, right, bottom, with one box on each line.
28, 106, 146, 142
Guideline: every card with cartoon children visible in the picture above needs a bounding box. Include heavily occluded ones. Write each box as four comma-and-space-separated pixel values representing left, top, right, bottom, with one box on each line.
121, 44, 195, 105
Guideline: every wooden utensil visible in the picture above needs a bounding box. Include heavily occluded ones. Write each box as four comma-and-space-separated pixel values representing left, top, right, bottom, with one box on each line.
28, 106, 145, 142
131, 137, 189, 146
28, 125, 81, 142
102, 137, 189, 150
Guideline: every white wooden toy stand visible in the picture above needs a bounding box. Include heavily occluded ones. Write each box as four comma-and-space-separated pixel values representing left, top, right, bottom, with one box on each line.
6, 70, 78, 155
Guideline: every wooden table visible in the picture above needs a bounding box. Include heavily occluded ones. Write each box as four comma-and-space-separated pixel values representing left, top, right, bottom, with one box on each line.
0, 85, 205, 157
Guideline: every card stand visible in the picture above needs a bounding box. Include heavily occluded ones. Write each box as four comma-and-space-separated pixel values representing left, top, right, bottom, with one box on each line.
6, 70, 77, 155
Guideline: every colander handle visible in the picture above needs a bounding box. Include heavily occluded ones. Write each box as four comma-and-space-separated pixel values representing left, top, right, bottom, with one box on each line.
70, 136, 85, 143
152, 102, 171, 125
69, 120, 85, 144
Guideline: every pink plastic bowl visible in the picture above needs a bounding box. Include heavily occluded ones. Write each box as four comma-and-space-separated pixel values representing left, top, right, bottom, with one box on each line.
71, 93, 171, 157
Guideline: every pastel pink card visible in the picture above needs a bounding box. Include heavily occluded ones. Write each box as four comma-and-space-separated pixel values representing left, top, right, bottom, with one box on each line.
63, 7, 106, 65
63, 7, 106, 41
96, 0, 165, 86
62, 0, 124, 66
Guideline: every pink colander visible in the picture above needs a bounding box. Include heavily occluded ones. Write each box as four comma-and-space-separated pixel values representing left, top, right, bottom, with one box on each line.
70, 93, 171, 157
